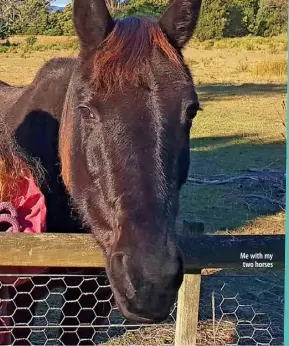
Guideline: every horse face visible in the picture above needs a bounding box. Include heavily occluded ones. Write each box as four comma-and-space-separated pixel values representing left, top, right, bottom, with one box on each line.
60, 0, 202, 323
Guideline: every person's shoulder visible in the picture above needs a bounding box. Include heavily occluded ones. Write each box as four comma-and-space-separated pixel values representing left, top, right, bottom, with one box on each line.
12, 170, 44, 205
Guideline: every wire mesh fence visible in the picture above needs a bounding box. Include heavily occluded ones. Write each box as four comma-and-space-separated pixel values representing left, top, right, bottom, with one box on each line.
198, 271, 284, 346
0, 269, 284, 346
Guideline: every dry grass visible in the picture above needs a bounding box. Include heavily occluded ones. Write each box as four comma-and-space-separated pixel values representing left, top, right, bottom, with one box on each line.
252, 59, 287, 77
190, 34, 288, 53
101, 320, 235, 346
0, 50, 74, 86
0, 35, 79, 55
184, 47, 287, 84
8, 35, 77, 45
218, 212, 285, 235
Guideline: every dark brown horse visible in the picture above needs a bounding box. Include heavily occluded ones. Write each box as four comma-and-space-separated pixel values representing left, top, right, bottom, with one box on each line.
0, 0, 202, 342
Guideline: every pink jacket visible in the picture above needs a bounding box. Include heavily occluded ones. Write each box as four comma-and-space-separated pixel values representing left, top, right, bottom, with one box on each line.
0, 173, 47, 285
0, 173, 47, 345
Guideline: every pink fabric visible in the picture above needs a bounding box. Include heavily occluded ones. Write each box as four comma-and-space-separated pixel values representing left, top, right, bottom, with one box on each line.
0, 173, 47, 345
0, 173, 47, 284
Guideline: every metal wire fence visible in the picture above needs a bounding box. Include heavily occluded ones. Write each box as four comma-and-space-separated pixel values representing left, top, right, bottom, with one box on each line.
0, 269, 284, 346
198, 272, 284, 346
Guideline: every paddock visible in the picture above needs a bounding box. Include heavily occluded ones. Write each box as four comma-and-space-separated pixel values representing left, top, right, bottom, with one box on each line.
0, 9, 286, 345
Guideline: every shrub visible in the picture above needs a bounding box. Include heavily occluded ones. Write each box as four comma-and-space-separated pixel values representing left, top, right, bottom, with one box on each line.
0, 20, 10, 40
25, 36, 37, 46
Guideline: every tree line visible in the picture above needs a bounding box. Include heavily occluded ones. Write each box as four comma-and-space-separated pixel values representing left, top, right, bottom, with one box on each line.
0, 0, 287, 40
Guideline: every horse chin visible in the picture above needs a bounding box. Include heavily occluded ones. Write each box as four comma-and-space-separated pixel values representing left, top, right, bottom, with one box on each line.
117, 304, 168, 324
111, 287, 171, 324
105, 248, 182, 323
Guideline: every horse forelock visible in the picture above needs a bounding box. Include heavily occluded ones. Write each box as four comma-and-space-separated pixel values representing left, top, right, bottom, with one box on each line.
82, 17, 184, 95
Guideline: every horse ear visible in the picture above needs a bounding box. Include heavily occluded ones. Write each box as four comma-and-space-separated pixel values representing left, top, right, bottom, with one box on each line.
159, 0, 202, 49
73, 0, 114, 50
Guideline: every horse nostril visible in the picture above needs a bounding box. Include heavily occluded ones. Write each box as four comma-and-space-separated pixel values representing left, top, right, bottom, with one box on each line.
110, 252, 136, 299
111, 252, 125, 268
125, 284, 136, 300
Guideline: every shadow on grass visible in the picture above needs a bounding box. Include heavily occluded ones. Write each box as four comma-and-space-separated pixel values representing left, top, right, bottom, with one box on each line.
179, 134, 285, 345
196, 83, 287, 102
179, 134, 286, 233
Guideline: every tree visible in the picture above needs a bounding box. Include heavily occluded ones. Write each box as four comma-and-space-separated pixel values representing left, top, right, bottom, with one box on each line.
106, 0, 123, 11
115, 0, 168, 18
224, 0, 259, 37
45, 11, 63, 35
1, 0, 288, 39
194, 0, 229, 40
57, 3, 74, 36
255, 0, 288, 36
0, 0, 25, 38
14, 0, 52, 35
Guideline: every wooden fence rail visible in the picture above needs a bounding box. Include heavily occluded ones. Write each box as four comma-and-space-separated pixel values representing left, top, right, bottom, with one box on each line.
0, 227, 285, 346
0, 233, 285, 269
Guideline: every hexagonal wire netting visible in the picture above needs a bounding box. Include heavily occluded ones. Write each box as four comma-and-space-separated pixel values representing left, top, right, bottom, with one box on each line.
0, 269, 284, 345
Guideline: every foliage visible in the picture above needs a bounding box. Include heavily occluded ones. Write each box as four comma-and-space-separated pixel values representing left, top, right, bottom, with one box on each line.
194, 0, 229, 40
114, 0, 168, 18
0, 0, 287, 41
57, 3, 74, 36
0, 19, 10, 40
25, 35, 37, 46
224, 0, 260, 37
255, 0, 288, 36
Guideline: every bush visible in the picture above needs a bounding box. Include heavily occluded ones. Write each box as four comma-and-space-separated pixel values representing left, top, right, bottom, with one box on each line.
0, 46, 9, 53
25, 36, 37, 46
0, 20, 10, 40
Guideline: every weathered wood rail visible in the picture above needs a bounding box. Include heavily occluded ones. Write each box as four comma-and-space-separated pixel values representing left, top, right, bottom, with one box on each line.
0, 233, 285, 269
0, 227, 285, 346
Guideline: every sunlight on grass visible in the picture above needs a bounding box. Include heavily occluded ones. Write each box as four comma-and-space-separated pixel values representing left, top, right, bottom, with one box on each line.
190, 34, 288, 52
252, 59, 287, 77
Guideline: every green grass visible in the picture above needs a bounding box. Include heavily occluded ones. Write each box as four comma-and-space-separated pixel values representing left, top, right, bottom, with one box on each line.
178, 85, 286, 234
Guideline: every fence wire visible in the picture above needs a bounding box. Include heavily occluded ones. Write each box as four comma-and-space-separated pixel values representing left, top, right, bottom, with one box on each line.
0, 269, 284, 346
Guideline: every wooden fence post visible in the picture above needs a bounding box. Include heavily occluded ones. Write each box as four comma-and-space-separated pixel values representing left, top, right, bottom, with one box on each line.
175, 220, 204, 346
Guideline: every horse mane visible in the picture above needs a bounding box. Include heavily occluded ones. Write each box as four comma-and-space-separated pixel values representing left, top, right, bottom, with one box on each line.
84, 17, 184, 95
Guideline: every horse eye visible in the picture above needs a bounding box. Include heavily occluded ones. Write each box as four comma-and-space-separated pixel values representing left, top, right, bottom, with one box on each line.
186, 102, 201, 120
78, 105, 95, 119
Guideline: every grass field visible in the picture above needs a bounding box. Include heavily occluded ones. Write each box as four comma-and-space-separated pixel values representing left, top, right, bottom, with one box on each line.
181, 40, 286, 235
0, 34, 287, 345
